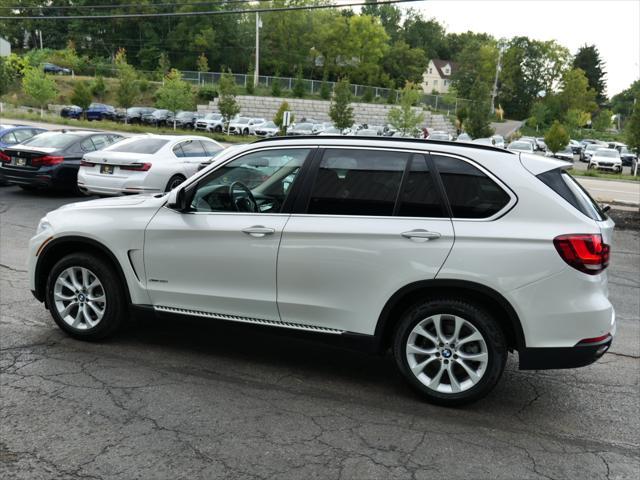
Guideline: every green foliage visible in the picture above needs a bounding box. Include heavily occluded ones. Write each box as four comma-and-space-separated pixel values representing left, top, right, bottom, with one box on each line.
528, 102, 549, 131
0, 58, 12, 96
592, 109, 613, 132
563, 108, 590, 136
197, 84, 218, 102
611, 80, 640, 118
70, 81, 93, 115
381, 40, 427, 89
245, 69, 255, 95
274, 101, 294, 133
362, 86, 374, 103
91, 76, 107, 101
456, 106, 468, 131
157, 52, 170, 78
319, 72, 332, 100
625, 102, 640, 155
329, 78, 354, 130
387, 82, 425, 136
138, 78, 150, 93
271, 75, 282, 97
573, 45, 607, 104
156, 69, 194, 129
465, 82, 494, 139
292, 67, 305, 98
115, 50, 139, 114
21, 67, 58, 116
544, 121, 570, 153
5, 54, 28, 77
558, 68, 597, 113
451, 38, 498, 99
217, 70, 241, 131
196, 53, 209, 74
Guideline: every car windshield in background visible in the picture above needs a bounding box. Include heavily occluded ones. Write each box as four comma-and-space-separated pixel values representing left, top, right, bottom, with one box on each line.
509, 142, 531, 150
236, 118, 251, 124
109, 138, 169, 154
153, 110, 169, 117
21, 132, 82, 149
296, 123, 313, 130
430, 134, 449, 141
597, 149, 619, 157
260, 121, 277, 128
176, 112, 194, 119
205, 113, 222, 120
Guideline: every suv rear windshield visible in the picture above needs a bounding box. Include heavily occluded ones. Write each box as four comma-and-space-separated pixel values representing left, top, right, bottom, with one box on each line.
109, 138, 169, 154
536, 168, 607, 221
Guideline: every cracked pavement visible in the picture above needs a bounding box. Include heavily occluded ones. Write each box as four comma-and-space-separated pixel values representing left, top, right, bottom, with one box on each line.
1, 186, 639, 479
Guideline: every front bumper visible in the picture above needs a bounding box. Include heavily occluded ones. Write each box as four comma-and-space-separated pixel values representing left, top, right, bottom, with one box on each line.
519, 333, 613, 370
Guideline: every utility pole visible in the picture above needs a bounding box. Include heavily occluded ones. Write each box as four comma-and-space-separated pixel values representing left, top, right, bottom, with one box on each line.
490, 38, 506, 114
38, 30, 43, 49
254, 12, 261, 87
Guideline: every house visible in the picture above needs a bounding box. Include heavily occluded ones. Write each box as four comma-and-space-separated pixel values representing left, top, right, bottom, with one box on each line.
421, 59, 457, 94
0, 37, 10, 57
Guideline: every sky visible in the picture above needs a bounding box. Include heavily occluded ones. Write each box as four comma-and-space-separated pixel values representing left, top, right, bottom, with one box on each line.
408, 0, 640, 96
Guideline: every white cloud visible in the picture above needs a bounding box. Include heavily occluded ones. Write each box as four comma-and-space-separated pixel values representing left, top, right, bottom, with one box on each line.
409, 0, 640, 96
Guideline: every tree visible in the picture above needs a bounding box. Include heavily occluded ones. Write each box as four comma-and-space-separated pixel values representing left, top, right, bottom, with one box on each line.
626, 102, 640, 157
91, 76, 107, 101
544, 121, 570, 154
274, 100, 294, 134
451, 38, 498, 100
217, 70, 240, 134
70, 81, 93, 119
22, 67, 57, 117
157, 52, 171, 78
292, 67, 305, 98
155, 69, 195, 130
329, 78, 354, 130
319, 71, 332, 100
558, 68, 598, 114
592, 109, 613, 132
381, 41, 427, 88
387, 81, 425, 135
245, 66, 255, 95
565, 108, 591, 136
196, 53, 209, 74
271, 71, 282, 97
528, 102, 549, 131
573, 45, 607, 104
611, 80, 640, 119
465, 82, 494, 138
115, 49, 139, 123
0, 58, 12, 96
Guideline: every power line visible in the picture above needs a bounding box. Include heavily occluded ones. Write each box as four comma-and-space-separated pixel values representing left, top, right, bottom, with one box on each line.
0, 0, 418, 20
0, 0, 264, 11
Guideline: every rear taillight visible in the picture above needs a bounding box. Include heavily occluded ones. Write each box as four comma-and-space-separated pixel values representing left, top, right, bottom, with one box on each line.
553, 234, 610, 275
32, 155, 64, 167
120, 163, 152, 171
80, 160, 95, 167
0, 151, 10, 162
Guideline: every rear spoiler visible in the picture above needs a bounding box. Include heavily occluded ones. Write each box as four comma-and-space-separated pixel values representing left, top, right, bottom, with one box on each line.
519, 153, 572, 176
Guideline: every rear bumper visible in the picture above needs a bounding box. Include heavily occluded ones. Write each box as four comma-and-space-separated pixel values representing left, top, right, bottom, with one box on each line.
519, 334, 613, 370
0, 164, 77, 189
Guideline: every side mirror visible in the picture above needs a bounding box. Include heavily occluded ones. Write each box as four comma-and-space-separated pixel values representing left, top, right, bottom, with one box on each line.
167, 187, 188, 211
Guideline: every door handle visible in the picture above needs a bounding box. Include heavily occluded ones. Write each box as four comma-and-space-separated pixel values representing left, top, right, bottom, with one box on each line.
242, 225, 275, 237
401, 229, 441, 242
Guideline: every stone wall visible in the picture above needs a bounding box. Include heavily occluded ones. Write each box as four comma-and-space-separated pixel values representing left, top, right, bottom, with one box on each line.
198, 95, 455, 134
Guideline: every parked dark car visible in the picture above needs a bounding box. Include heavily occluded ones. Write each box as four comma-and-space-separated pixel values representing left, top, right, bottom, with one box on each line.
85, 103, 117, 121
174, 111, 198, 129
43, 63, 71, 75
60, 105, 83, 119
619, 146, 638, 167
0, 130, 123, 192
142, 109, 174, 127
0, 125, 46, 149
116, 107, 156, 124
568, 139, 583, 155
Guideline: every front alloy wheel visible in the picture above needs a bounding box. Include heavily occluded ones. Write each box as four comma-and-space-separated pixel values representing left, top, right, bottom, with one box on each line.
53, 267, 106, 330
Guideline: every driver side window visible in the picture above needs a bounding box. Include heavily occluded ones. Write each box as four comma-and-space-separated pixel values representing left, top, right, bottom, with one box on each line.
190, 148, 311, 213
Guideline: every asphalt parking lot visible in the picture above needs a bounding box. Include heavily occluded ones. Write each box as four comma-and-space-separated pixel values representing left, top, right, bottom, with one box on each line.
1, 186, 639, 480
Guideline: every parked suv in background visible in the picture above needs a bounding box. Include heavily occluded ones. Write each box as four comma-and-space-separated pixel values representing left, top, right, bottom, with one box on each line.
28, 137, 615, 405
194, 113, 224, 132
85, 103, 117, 121
116, 107, 156, 124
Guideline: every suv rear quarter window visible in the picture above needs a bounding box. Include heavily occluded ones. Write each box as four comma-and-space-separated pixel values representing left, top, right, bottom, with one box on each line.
433, 155, 511, 219
536, 168, 606, 221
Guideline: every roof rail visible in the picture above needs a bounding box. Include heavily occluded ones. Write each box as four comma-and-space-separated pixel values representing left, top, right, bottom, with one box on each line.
252, 135, 514, 154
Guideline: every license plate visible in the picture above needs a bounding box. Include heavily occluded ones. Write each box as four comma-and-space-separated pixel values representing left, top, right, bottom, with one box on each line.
100, 165, 114, 174
14, 157, 26, 166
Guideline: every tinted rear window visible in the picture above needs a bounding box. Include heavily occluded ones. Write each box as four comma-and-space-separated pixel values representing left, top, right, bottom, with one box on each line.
109, 138, 169, 154
433, 155, 511, 218
536, 169, 607, 221
21, 132, 83, 149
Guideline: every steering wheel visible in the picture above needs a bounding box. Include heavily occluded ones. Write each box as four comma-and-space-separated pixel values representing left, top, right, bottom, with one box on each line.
228, 181, 258, 212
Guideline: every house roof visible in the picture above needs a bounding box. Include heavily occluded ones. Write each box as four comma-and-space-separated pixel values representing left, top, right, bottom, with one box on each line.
431, 59, 457, 79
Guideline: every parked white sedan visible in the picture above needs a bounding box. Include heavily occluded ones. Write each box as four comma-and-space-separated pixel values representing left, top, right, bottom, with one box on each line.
77, 135, 223, 196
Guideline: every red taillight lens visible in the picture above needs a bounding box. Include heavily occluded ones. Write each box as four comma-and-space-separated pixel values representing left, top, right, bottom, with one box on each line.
80, 160, 95, 167
32, 155, 64, 166
0, 151, 10, 162
119, 162, 152, 171
553, 234, 610, 275
577, 333, 611, 345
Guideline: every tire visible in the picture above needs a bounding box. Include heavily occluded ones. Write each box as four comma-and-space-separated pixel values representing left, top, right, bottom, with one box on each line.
243, 128, 249, 136
19, 185, 38, 192
587, 163, 593, 170
165, 174, 186, 192
214, 125, 222, 133
46, 253, 126, 340
393, 297, 507, 406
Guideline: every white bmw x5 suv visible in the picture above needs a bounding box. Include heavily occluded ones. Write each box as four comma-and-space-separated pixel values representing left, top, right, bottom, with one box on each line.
28, 137, 616, 405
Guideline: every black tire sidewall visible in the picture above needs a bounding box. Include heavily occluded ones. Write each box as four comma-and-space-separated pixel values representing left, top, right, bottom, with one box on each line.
165, 174, 186, 192
46, 253, 125, 340
393, 298, 507, 406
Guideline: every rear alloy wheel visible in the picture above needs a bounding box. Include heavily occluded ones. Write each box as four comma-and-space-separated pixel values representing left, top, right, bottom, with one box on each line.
393, 298, 507, 406
214, 125, 222, 133
165, 174, 186, 192
47, 253, 126, 340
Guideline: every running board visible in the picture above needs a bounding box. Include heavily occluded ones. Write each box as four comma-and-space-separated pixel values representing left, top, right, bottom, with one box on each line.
154, 305, 344, 335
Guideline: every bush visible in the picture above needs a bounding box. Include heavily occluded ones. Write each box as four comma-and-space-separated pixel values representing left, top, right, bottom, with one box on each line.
362, 86, 374, 103
245, 69, 255, 95
292, 67, 305, 98
271, 76, 282, 97
544, 121, 570, 153
91, 76, 107, 100
197, 84, 218, 102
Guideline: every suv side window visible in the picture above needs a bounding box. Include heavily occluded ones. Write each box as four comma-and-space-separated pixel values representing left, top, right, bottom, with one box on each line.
398, 154, 446, 218
172, 144, 185, 158
433, 155, 511, 219
190, 148, 310, 213
307, 148, 408, 216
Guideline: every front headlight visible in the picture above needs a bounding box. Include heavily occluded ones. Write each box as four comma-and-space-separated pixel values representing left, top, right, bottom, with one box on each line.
36, 218, 52, 235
